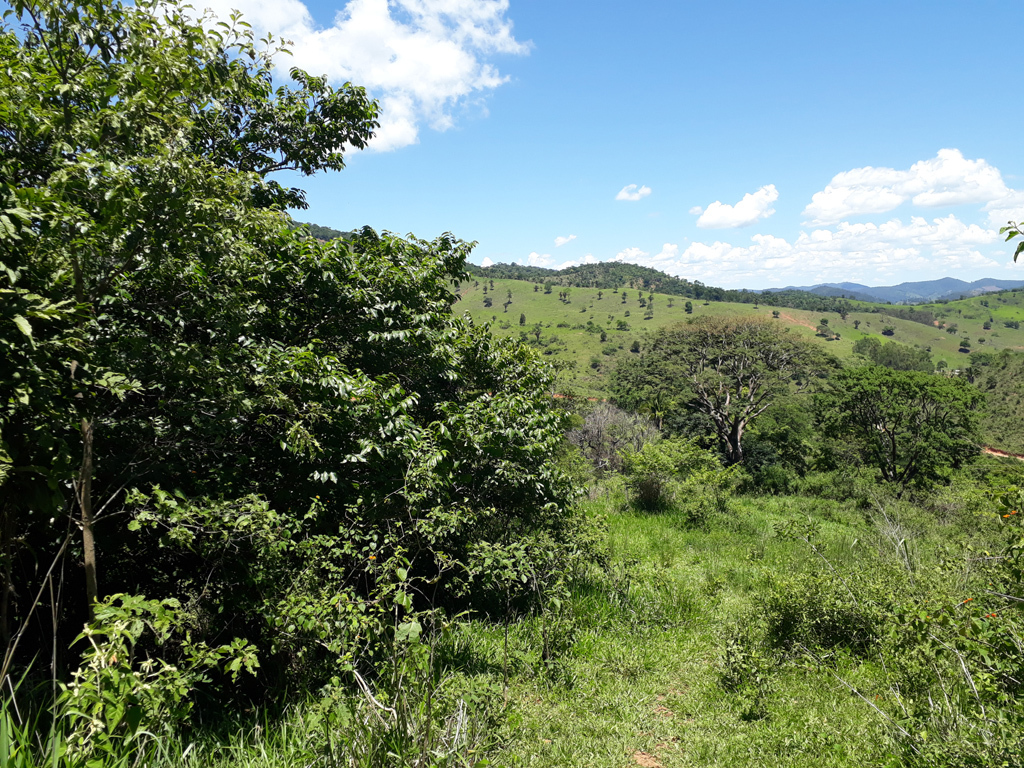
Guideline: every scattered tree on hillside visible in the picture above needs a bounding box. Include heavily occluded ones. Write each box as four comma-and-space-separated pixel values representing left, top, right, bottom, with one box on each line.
815, 367, 981, 496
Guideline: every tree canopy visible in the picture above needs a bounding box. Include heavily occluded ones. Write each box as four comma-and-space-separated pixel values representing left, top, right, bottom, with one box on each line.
0, 0, 584, 704
815, 367, 982, 495
611, 317, 830, 464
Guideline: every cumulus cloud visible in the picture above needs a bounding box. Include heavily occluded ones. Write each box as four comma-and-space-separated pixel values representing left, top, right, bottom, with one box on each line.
803, 149, 1010, 224
557, 253, 599, 268
520, 252, 552, 267
601, 215, 1004, 288
480, 256, 494, 267
554, 234, 576, 247
613, 246, 649, 262
985, 189, 1024, 228
692, 185, 779, 229
615, 184, 652, 201
199, 0, 528, 151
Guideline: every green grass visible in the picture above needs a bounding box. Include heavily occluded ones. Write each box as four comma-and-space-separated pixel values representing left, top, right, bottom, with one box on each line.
86, 464, 1019, 768
438, 491, 886, 767
457, 279, 1024, 398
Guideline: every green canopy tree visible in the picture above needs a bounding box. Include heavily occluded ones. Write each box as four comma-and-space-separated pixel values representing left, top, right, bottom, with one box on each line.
612, 317, 829, 464
1, 0, 377, 622
814, 367, 982, 496
1, 0, 583, 696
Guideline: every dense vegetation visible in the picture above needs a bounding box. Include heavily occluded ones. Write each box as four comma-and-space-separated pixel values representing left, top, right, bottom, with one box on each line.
3, 1, 1024, 767
0, 0, 590, 762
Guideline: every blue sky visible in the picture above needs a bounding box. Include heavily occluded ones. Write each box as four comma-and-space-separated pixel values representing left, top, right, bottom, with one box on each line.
203, 0, 1024, 289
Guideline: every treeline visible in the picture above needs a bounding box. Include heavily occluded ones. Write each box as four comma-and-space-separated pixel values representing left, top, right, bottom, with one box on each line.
469, 261, 856, 313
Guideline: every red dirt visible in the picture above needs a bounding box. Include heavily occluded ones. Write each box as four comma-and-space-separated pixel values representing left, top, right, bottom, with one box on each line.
777, 312, 818, 332
982, 446, 1024, 461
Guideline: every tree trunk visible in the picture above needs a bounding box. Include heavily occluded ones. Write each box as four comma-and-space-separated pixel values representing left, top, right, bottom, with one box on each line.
725, 421, 744, 465
79, 417, 97, 621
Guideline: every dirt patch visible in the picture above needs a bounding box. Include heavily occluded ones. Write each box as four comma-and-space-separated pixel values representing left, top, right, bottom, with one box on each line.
632, 751, 664, 768
653, 705, 675, 719
983, 446, 1024, 462
778, 312, 818, 332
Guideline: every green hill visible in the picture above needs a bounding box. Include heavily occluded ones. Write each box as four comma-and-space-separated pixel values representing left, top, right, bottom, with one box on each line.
459, 274, 1024, 453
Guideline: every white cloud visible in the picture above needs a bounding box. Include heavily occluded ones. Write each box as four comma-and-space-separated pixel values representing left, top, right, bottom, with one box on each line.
596, 214, 1005, 288
615, 184, 652, 201
480, 256, 494, 267
199, 0, 528, 151
803, 149, 1010, 224
614, 246, 649, 262
554, 234, 576, 247
557, 253, 599, 268
985, 189, 1024, 228
692, 185, 779, 229
519, 251, 552, 267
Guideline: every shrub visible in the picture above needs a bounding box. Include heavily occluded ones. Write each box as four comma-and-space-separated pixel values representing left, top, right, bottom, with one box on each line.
621, 438, 722, 512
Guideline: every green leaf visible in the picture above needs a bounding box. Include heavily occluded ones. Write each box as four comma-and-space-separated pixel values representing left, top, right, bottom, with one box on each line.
12, 314, 31, 340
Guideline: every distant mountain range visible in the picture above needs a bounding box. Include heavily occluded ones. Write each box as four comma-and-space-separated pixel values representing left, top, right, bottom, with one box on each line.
761, 277, 1024, 304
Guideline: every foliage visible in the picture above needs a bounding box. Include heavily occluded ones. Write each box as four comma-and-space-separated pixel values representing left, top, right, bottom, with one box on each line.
852, 336, 934, 372
617, 317, 832, 465
621, 438, 727, 516
0, 0, 586, 736
815, 367, 982, 495
999, 220, 1024, 262
566, 402, 658, 474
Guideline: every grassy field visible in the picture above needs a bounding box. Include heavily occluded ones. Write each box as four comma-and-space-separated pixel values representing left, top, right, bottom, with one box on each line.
457, 278, 1024, 398
156, 460, 1023, 768
474, 491, 887, 768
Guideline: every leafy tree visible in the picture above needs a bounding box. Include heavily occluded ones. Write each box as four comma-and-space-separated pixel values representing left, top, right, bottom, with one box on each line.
852, 337, 933, 372
519, 312, 526, 326
1, 0, 584, 701
815, 367, 981, 496
615, 318, 828, 465
684, 301, 693, 314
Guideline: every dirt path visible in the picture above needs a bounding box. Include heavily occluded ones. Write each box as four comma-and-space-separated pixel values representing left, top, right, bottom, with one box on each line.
983, 446, 1024, 461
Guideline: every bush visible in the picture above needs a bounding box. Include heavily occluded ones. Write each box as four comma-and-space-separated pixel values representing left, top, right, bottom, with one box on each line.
621, 438, 723, 512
